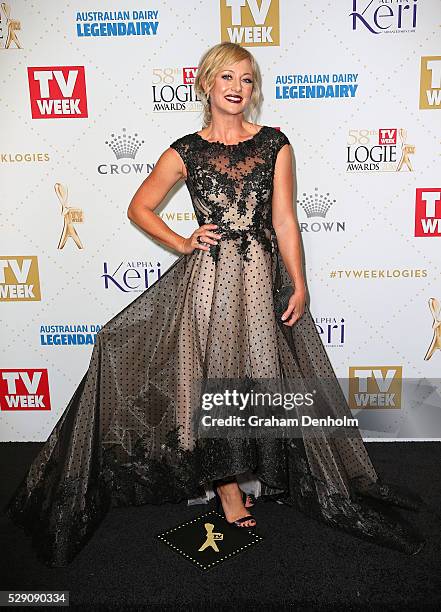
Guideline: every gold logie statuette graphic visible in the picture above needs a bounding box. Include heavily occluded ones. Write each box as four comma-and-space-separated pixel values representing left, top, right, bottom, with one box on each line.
55, 183, 84, 249
1, 2, 21, 49
198, 523, 224, 553
424, 298, 441, 360
396, 128, 415, 172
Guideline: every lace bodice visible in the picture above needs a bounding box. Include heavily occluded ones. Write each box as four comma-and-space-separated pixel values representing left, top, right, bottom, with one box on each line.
170, 125, 290, 262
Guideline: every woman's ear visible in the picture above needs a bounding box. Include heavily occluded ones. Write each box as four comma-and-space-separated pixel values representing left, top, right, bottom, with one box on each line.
200, 77, 209, 97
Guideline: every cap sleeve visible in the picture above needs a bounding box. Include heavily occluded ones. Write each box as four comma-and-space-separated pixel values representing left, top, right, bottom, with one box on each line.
273, 128, 290, 156
169, 136, 189, 167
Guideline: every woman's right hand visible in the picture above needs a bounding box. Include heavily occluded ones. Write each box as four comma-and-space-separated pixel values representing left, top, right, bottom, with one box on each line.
179, 224, 221, 254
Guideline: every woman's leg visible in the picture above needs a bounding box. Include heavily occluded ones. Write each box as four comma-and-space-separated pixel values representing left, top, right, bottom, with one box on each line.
214, 476, 256, 527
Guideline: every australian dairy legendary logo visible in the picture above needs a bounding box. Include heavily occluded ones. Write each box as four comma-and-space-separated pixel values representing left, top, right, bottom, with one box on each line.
0, 2, 21, 48
27, 66, 88, 119
0, 256, 41, 301
419, 56, 441, 109
414, 189, 441, 237
346, 128, 415, 172
0, 369, 51, 411
349, 366, 403, 409
220, 0, 279, 46
75, 9, 159, 37
152, 67, 200, 112
102, 260, 163, 292
315, 316, 346, 347
297, 188, 345, 233
350, 0, 418, 34
425, 298, 441, 360
55, 183, 84, 249
98, 127, 152, 175
276, 72, 359, 100
40, 324, 102, 346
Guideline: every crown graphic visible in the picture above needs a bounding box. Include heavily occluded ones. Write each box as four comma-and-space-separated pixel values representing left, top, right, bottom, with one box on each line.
297, 187, 336, 218
105, 127, 145, 160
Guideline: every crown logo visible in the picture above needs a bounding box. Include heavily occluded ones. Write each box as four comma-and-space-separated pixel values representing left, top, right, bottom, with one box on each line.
105, 128, 145, 160
297, 187, 336, 218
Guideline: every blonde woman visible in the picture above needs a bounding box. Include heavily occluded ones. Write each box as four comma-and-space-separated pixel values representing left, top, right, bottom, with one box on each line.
6, 42, 426, 566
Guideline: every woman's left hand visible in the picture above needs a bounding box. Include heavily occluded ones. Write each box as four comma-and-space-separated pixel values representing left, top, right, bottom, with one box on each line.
281, 286, 306, 327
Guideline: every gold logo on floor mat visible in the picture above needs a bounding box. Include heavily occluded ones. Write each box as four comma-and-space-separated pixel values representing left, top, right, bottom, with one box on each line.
198, 523, 224, 553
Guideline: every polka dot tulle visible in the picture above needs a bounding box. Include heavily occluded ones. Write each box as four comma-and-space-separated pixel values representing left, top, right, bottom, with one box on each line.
5, 126, 425, 566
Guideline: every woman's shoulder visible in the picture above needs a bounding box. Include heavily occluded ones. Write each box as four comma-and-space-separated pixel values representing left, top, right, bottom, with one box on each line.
172, 132, 195, 145
264, 125, 290, 148
168, 132, 197, 165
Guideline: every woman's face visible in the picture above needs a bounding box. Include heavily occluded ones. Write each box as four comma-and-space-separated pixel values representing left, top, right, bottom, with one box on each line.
207, 58, 254, 116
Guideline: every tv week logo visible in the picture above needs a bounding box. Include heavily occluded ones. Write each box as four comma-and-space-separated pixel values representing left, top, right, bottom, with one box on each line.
27, 66, 88, 119
415, 189, 441, 237
183, 67, 197, 85
379, 128, 397, 145
0, 256, 41, 301
0, 369, 51, 411
348, 366, 402, 409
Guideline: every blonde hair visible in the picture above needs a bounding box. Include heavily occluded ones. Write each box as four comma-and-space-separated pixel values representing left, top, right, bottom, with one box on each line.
194, 42, 263, 128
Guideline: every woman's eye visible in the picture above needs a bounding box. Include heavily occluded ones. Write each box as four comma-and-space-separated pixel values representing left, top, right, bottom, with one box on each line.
221, 75, 253, 84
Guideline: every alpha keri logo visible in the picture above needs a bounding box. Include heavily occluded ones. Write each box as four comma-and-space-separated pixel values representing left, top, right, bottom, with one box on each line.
414, 189, 441, 237
349, 366, 403, 409
419, 56, 441, 110
350, 0, 418, 34
220, 0, 280, 46
27, 66, 88, 118
0, 256, 41, 301
0, 369, 51, 411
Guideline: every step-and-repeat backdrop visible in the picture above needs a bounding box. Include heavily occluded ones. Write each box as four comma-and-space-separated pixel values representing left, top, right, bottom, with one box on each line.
1, 1, 440, 442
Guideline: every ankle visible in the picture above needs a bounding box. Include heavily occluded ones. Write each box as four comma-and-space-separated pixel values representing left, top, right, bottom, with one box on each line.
216, 481, 239, 499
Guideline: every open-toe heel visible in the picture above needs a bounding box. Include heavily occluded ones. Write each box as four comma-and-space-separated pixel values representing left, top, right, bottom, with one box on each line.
242, 490, 256, 508
214, 486, 257, 529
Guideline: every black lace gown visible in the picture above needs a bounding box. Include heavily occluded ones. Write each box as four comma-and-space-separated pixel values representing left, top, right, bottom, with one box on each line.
4, 126, 426, 566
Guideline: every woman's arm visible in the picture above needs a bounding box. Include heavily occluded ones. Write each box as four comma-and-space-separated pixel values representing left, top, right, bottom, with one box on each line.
127, 147, 220, 255
271, 143, 307, 325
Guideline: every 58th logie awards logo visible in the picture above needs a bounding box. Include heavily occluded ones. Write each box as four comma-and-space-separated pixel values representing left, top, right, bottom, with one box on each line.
151, 67, 200, 112
346, 128, 415, 172
0, 2, 21, 49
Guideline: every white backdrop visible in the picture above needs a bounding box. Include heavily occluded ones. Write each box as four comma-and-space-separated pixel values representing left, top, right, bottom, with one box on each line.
1, 0, 440, 441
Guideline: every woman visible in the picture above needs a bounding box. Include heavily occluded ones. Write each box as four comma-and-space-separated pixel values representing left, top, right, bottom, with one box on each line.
5, 42, 426, 566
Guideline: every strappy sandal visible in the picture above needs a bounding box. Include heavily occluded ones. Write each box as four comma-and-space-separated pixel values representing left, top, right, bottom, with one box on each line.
242, 490, 256, 508
214, 486, 257, 529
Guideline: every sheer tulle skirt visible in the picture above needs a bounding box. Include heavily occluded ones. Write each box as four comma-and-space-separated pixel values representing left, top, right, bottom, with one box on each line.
5, 238, 426, 566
